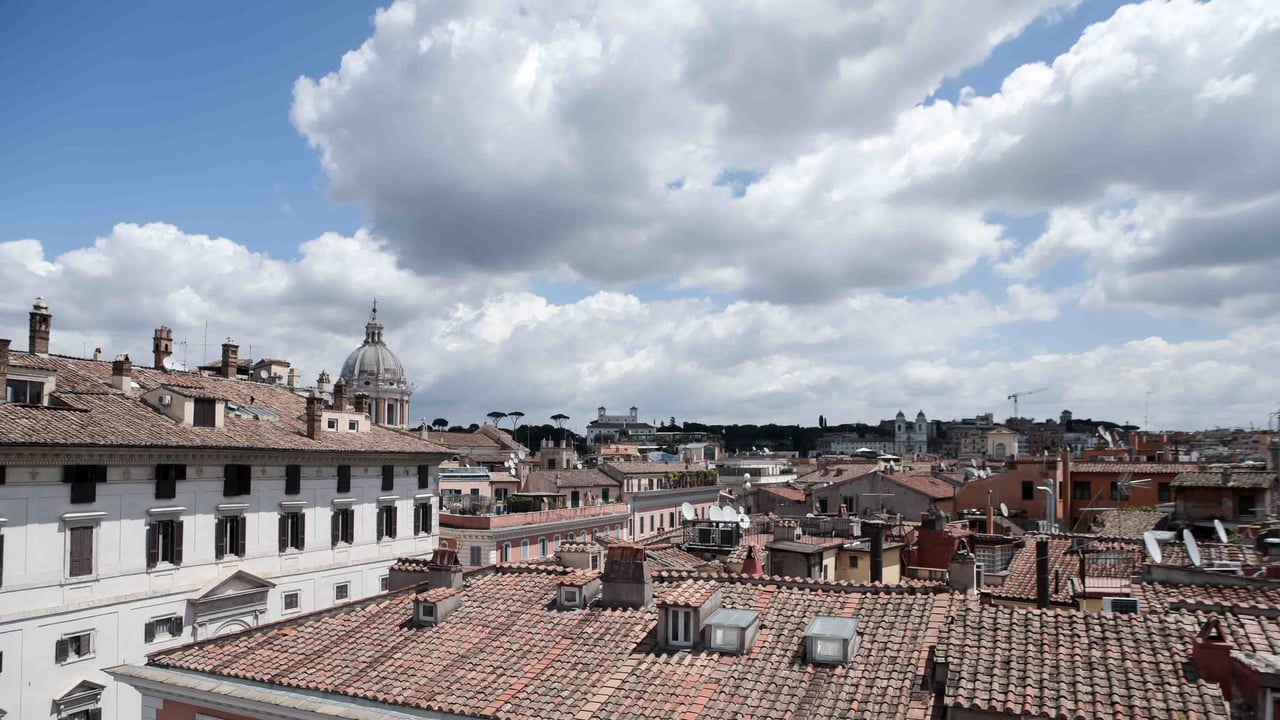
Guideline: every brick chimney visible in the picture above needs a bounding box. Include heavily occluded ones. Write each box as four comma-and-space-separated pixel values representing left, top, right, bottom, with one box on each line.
426, 548, 464, 590
1192, 618, 1234, 698
332, 378, 347, 412
287, 367, 299, 388
305, 394, 322, 439
600, 543, 652, 609
153, 326, 173, 369
353, 393, 370, 415
28, 297, 51, 354
110, 354, 133, 396
0, 338, 9, 401
1035, 537, 1051, 608
219, 339, 239, 379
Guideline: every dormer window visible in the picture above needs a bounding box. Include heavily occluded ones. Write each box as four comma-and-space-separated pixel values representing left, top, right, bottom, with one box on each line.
561, 587, 580, 605
704, 608, 760, 655
413, 587, 462, 626
417, 602, 436, 624
667, 608, 694, 646
555, 571, 601, 610
805, 616, 859, 666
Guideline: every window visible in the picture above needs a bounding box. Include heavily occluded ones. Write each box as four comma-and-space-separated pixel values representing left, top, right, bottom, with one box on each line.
639, 516, 645, 534
144, 616, 183, 643
348, 420, 358, 431
154, 464, 185, 500
710, 625, 741, 652
418, 602, 436, 623
849, 555, 859, 569
382, 465, 395, 492
56, 632, 94, 663
279, 511, 305, 551
414, 501, 433, 535
193, 398, 217, 428
501, 543, 511, 562
223, 464, 251, 496
337, 466, 352, 493
539, 538, 548, 557
64, 465, 106, 504
813, 637, 843, 663
1021, 481, 1034, 500
380, 575, 389, 592
601, 488, 610, 503
568, 532, 576, 541
817, 498, 828, 513
62, 710, 101, 720
283, 591, 301, 612
667, 608, 693, 646
215, 515, 247, 559
561, 587, 580, 606
6, 378, 43, 404
417, 465, 431, 489
1240, 495, 1258, 517
68, 526, 95, 577
327, 418, 338, 431
377, 504, 398, 541
285, 465, 302, 495
1110, 481, 1130, 501
1158, 482, 1172, 503
146, 519, 183, 567
669, 511, 676, 528
521, 540, 530, 560
331, 508, 354, 545
334, 582, 350, 601
1072, 481, 1091, 500
571, 490, 581, 508
590, 553, 600, 570
470, 545, 482, 566
553, 534, 561, 549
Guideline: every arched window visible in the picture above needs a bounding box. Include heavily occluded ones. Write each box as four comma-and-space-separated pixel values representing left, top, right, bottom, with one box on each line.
501, 543, 511, 562
520, 540, 530, 560
553, 534, 561, 549
995, 442, 1007, 458
539, 537, 548, 556
567, 532, 576, 541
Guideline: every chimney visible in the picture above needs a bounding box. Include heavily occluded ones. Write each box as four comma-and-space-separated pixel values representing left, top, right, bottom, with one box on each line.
426, 548, 464, 590
28, 297, 51, 354
110, 354, 133, 396
316, 370, 330, 395
773, 520, 801, 543
948, 545, 978, 594
332, 378, 347, 412
354, 393, 369, 415
867, 520, 884, 583
287, 367, 299, 388
305, 394, 322, 440
93, 347, 102, 361
600, 543, 652, 609
220, 338, 239, 379
1192, 618, 1234, 698
1270, 442, 1280, 473
153, 326, 173, 369
739, 545, 762, 576
1035, 537, 1050, 608
0, 338, 9, 401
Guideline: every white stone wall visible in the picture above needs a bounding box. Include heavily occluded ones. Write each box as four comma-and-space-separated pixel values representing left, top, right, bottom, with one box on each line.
0, 458, 439, 720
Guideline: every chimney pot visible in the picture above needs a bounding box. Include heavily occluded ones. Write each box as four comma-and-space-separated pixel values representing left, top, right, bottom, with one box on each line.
305, 395, 323, 440
332, 378, 347, 412
111, 354, 133, 396
93, 347, 102, 361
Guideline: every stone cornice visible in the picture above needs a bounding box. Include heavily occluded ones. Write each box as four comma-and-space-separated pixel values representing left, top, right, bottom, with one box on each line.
0, 446, 447, 468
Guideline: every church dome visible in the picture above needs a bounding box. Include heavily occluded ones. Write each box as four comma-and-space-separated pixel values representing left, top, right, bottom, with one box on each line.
339, 304, 408, 390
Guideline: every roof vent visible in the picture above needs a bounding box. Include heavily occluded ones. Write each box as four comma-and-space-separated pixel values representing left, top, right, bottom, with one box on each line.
805, 616, 859, 666
414, 586, 462, 626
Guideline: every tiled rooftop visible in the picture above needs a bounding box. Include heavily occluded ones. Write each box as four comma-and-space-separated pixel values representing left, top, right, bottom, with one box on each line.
654, 579, 719, 607
522, 468, 621, 493
986, 538, 1145, 606
1, 352, 449, 454
1071, 462, 1195, 474
934, 605, 1230, 719
883, 472, 955, 500
1173, 470, 1277, 489
1133, 581, 1280, 616
1091, 509, 1167, 538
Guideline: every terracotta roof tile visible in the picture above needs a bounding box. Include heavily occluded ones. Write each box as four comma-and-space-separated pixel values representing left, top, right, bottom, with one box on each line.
1071, 462, 1196, 474
1173, 470, 1277, 489
654, 580, 719, 607
1134, 582, 1280, 615
1092, 509, 1167, 537
556, 570, 601, 586
415, 587, 463, 602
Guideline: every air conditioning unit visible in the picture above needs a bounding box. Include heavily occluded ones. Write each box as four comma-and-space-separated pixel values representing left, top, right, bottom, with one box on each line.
1101, 597, 1140, 614
159, 394, 172, 406
1204, 561, 1242, 575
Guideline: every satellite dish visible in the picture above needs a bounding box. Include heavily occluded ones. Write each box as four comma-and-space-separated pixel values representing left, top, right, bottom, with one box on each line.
723, 507, 739, 522
575, 462, 583, 470
738, 505, 746, 517
1143, 531, 1163, 564
161, 355, 175, 371
708, 506, 724, 522
508, 468, 517, 477
680, 502, 695, 521
1214, 519, 1228, 544
739, 515, 751, 530
999, 502, 1009, 518
1183, 529, 1202, 567
805, 512, 815, 519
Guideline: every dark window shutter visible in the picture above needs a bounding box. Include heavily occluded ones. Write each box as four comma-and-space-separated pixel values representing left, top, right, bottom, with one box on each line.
146, 523, 159, 568
144, 620, 155, 643
215, 518, 227, 559
239, 465, 252, 495
55, 638, 68, 663
155, 465, 175, 500
0, 533, 5, 586
414, 505, 421, 535
382, 465, 395, 491
173, 521, 184, 565
88, 709, 102, 720
237, 515, 247, 557
69, 527, 92, 576
377, 508, 385, 541
424, 503, 432, 533
0, 465, 6, 484
285, 465, 301, 495
93, 465, 108, 484
418, 465, 430, 489
337, 466, 351, 493
344, 511, 354, 544
298, 512, 306, 550
223, 466, 237, 496
389, 507, 397, 538
331, 511, 340, 546
279, 514, 288, 552
175, 464, 187, 481
173, 614, 185, 636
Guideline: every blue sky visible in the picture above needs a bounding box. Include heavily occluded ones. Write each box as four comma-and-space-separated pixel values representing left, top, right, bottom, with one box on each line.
2, 0, 1277, 430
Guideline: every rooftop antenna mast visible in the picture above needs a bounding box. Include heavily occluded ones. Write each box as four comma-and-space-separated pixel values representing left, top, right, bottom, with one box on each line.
1006, 387, 1048, 419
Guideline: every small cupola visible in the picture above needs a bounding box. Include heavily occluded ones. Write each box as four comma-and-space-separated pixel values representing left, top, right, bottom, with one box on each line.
414, 586, 462, 626
805, 616, 860, 666
555, 569, 601, 610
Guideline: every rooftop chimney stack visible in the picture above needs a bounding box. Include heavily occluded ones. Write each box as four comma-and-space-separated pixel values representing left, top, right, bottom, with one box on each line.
354, 393, 369, 415
153, 326, 173, 369
111, 354, 133, 396
220, 338, 239, 379
316, 370, 330, 395
332, 378, 347, 412
600, 543, 652, 609
426, 549, 464, 590
867, 520, 885, 583
287, 367, 299, 388
305, 394, 322, 440
948, 546, 979, 594
1035, 537, 1050, 609
93, 347, 102, 361
0, 338, 10, 402
773, 520, 801, 543
28, 297, 51, 354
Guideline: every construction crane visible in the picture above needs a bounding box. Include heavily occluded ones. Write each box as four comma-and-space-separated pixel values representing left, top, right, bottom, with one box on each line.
1006, 387, 1049, 419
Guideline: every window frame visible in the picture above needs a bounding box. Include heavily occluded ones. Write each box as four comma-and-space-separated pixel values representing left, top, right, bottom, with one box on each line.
376, 504, 398, 541
144, 615, 184, 644
285, 464, 302, 495
66, 523, 97, 579
215, 513, 247, 560
282, 590, 302, 613
667, 608, 694, 647
334, 582, 350, 602
1020, 481, 1034, 501
56, 630, 95, 664
414, 501, 433, 536
331, 507, 355, 546
279, 511, 305, 552
146, 517, 184, 568
337, 466, 352, 494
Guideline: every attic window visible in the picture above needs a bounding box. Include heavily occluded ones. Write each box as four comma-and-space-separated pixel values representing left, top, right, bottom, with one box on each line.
560, 587, 580, 606
704, 608, 760, 655
805, 616, 859, 666
327, 418, 338, 431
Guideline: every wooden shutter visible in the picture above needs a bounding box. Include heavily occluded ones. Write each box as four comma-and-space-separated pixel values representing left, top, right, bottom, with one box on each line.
298, 512, 306, 550
388, 507, 397, 539
215, 518, 227, 559
173, 521, 184, 565
237, 515, 247, 557
331, 511, 340, 546
239, 465, 252, 495
377, 507, 385, 540
285, 465, 301, 495
55, 637, 68, 663
279, 514, 288, 552
344, 510, 354, 544
144, 620, 155, 643
0, 465, 7, 484
69, 527, 93, 576
173, 614, 185, 636
337, 466, 351, 493
418, 465, 430, 489
223, 466, 237, 496
414, 504, 421, 535
424, 503, 432, 533
146, 523, 159, 568
93, 465, 108, 484
382, 465, 395, 491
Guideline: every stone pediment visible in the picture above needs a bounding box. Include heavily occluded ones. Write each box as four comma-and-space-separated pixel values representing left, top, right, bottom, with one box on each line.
55, 679, 105, 715
195, 569, 276, 601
